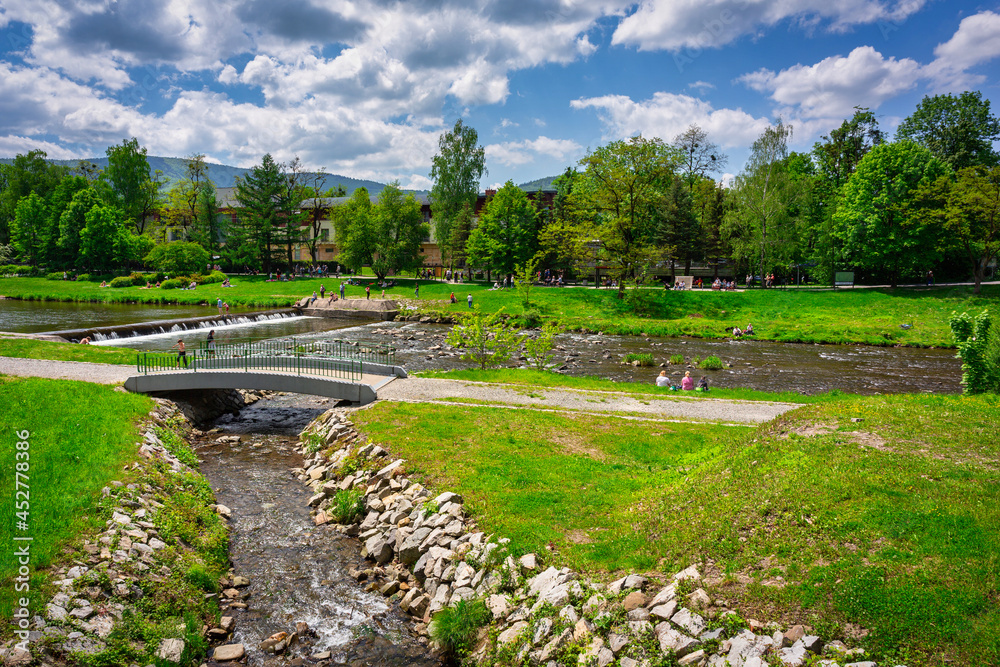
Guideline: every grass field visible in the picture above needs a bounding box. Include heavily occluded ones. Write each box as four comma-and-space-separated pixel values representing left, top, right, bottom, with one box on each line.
0, 337, 139, 365
1, 276, 995, 347
351, 388, 1000, 667
0, 377, 152, 620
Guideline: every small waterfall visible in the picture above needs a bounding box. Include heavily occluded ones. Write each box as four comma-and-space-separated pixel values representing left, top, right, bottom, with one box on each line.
91, 312, 307, 344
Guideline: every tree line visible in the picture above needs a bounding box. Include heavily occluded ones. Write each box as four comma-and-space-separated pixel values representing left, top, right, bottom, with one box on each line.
1, 91, 998, 293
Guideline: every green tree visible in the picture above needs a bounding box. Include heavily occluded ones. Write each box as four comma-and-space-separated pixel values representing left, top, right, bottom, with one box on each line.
189, 180, 223, 254
466, 181, 538, 280
102, 138, 161, 234
950, 310, 997, 394
275, 157, 309, 271
430, 120, 486, 272
725, 120, 800, 283
144, 242, 211, 277
0, 150, 68, 244
656, 175, 698, 275
896, 91, 1000, 170
162, 154, 209, 242
834, 141, 950, 287
692, 179, 729, 278
11, 193, 47, 266
575, 136, 680, 297
672, 124, 728, 188
523, 321, 563, 370
232, 154, 286, 274
370, 182, 428, 280
79, 204, 139, 272
42, 176, 89, 267
58, 188, 102, 268
446, 307, 522, 370
813, 107, 884, 189
333, 188, 376, 274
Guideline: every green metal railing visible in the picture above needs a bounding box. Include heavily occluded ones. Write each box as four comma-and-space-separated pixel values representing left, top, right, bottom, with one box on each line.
194, 336, 396, 365
136, 348, 363, 382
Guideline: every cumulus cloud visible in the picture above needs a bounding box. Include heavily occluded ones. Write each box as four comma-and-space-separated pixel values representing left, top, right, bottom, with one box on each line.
925, 10, 1000, 91
570, 92, 772, 148
739, 46, 921, 119
486, 136, 584, 166
611, 0, 927, 51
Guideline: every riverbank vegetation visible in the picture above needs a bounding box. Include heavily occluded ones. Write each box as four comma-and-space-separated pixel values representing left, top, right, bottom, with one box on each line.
2, 275, 997, 347
0, 377, 229, 667
0, 337, 138, 364
353, 389, 1000, 667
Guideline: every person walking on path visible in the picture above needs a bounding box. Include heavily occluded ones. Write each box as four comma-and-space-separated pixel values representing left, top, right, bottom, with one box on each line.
172, 339, 189, 368
414, 283, 419, 298
366, 285, 370, 299
340, 282, 345, 299
467, 293, 473, 309
320, 284, 325, 298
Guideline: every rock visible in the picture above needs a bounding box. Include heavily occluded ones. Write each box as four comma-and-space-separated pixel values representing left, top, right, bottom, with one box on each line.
779, 642, 808, 666
801, 635, 823, 653
647, 583, 677, 607
671, 608, 706, 636
219, 616, 235, 632
654, 622, 700, 658
155, 638, 185, 663
380, 581, 400, 596
620, 659, 639, 667
573, 618, 594, 642
649, 600, 678, 621
607, 574, 647, 595
486, 594, 511, 620
783, 625, 805, 647
537, 628, 572, 663
532, 617, 553, 645
518, 553, 540, 575
232, 576, 250, 587
363, 535, 394, 564
626, 607, 650, 622
673, 564, 700, 581
608, 633, 629, 655
559, 605, 579, 624
596, 646, 615, 667
688, 588, 711, 609
582, 593, 606, 616
399, 527, 433, 564
497, 621, 528, 645
622, 590, 647, 611
678, 649, 706, 665
214, 643, 245, 661
433, 491, 462, 506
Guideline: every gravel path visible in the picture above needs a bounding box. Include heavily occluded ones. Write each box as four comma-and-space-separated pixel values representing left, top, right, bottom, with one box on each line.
0, 357, 135, 384
0, 358, 799, 424
378, 377, 800, 424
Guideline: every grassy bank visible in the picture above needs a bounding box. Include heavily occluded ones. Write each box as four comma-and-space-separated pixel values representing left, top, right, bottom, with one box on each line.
3, 276, 994, 347
0, 337, 138, 365
351, 390, 1000, 666
0, 377, 152, 619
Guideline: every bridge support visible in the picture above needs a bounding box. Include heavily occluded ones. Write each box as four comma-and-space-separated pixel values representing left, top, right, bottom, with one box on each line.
124, 371, 380, 404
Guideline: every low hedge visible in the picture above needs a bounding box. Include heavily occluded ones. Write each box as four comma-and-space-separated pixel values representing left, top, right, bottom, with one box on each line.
160, 278, 187, 290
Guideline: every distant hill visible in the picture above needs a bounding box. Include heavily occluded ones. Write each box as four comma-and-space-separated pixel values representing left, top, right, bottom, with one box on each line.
518, 175, 559, 191
0, 155, 403, 195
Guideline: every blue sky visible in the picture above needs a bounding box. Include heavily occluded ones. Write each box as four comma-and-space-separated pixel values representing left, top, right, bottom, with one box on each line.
0, 1, 998, 190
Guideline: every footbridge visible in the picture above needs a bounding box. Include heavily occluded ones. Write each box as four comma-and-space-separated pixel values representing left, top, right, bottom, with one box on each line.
123, 337, 406, 404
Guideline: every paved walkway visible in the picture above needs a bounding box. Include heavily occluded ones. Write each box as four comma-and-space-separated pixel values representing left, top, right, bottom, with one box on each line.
0, 358, 800, 424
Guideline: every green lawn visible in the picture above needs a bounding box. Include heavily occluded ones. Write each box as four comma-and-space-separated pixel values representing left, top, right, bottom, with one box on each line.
2, 275, 994, 347
352, 391, 1000, 667
0, 377, 152, 619
0, 337, 139, 365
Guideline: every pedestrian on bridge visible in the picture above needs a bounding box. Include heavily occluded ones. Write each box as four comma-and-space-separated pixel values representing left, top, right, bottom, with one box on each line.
172, 339, 189, 368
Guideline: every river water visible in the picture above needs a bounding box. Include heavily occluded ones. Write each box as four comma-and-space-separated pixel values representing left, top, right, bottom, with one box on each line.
194, 394, 441, 666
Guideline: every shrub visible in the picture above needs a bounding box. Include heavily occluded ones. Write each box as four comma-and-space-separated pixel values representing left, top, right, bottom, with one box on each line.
46, 271, 66, 280
950, 310, 997, 394
624, 352, 654, 366
523, 322, 564, 370
144, 241, 211, 277
429, 599, 491, 657
518, 308, 543, 328
447, 307, 522, 370
109, 276, 136, 288
699, 355, 724, 370
160, 278, 186, 290
669, 354, 685, 365
329, 488, 365, 524
200, 270, 227, 285
75, 273, 92, 282
185, 563, 219, 593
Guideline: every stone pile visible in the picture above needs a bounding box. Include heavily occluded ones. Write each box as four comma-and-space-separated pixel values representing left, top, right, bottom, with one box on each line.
296, 409, 904, 667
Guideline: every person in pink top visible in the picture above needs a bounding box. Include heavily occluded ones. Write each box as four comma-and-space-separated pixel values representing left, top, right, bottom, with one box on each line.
681, 370, 694, 390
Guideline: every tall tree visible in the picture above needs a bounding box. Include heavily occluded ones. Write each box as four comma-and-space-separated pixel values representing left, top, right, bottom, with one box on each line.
694, 180, 729, 277
79, 204, 142, 272
725, 120, 799, 283
575, 135, 680, 297
0, 150, 68, 244
466, 181, 539, 279
672, 124, 728, 188
813, 107, 884, 189
656, 175, 699, 275
10, 193, 47, 266
370, 182, 429, 280
333, 187, 376, 274
42, 175, 89, 266
834, 141, 950, 287
430, 120, 486, 272
276, 157, 309, 270
896, 91, 1000, 170
59, 188, 102, 268
102, 138, 161, 234
232, 154, 286, 274
189, 180, 222, 254
162, 154, 209, 241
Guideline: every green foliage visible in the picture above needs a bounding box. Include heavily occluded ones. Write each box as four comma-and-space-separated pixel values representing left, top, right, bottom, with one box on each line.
523, 321, 563, 371
185, 563, 219, 593
108, 275, 134, 288
154, 426, 198, 467
446, 306, 523, 370
302, 432, 325, 454
101, 137, 161, 234
430, 119, 487, 267
329, 488, 366, 524
231, 153, 291, 273
514, 254, 542, 308
429, 599, 491, 658
669, 354, 685, 365
144, 242, 211, 277
624, 352, 654, 366
467, 182, 539, 278
160, 278, 186, 289
369, 182, 429, 280
11, 192, 48, 266
699, 355, 724, 370
949, 309, 997, 394
896, 91, 1000, 170
45, 271, 65, 280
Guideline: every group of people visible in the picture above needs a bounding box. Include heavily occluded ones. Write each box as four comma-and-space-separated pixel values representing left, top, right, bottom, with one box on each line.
712, 278, 738, 290
656, 370, 709, 392
732, 323, 754, 338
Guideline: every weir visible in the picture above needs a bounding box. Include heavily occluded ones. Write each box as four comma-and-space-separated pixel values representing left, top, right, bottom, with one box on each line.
43, 308, 302, 342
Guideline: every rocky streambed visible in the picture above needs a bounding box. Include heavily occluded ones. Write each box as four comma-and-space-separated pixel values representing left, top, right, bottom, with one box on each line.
292, 408, 898, 667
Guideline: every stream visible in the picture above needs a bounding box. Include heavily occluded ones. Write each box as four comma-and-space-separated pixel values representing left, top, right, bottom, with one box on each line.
193, 394, 442, 666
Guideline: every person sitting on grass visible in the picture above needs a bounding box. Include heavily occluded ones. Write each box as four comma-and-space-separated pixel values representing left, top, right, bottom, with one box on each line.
656, 370, 670, 387
681, 370, 694, 390
745, 323, 754, 335
697, 376, 709, 392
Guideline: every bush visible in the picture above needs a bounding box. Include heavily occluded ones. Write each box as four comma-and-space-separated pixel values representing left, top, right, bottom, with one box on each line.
160, 278, 186, 290
144, 241, 211, 277
624, 352, 654, 366
699, 355, 724, 370
199, 270, 227, 285
429, 599, 491, 657
669, 354, 685, 365
518, 308, 543, 328
75, 273, 91, 282
109, 276, 134, 288
1, 264, 34, 276
46, 271, 66, 280
185, 563, 219, 593
329, 488, 365, 524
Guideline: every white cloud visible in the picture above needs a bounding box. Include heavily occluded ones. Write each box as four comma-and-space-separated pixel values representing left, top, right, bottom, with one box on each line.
739, 46, 921, 119
486, 136, 584, 167
926, 10, 1000, 91
611, 0, 927, 51
570, 92, 771, 148
217, 64, 239, 85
